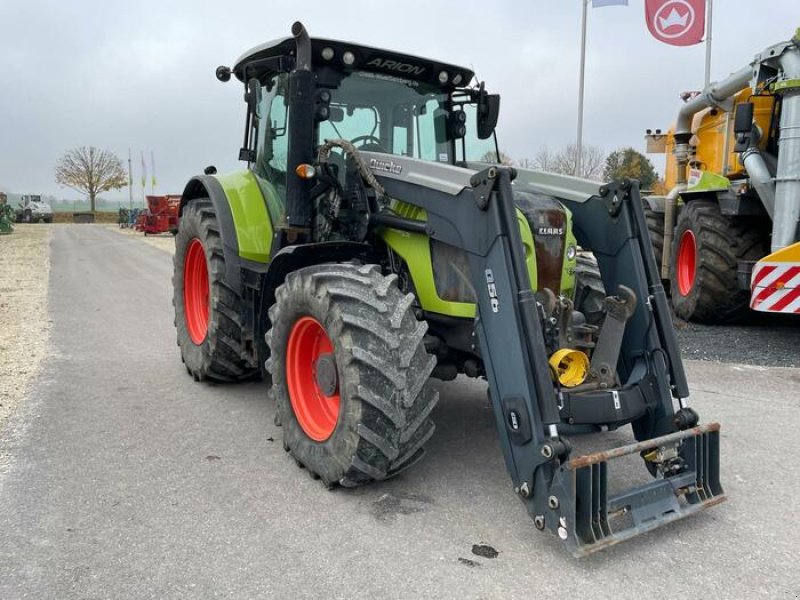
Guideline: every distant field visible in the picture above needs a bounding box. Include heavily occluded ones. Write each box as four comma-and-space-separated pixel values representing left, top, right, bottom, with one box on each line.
52, 212, 120, 224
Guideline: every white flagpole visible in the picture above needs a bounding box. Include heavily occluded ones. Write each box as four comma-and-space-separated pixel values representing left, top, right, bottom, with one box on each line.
577, 0, 589, 177
704, 0, 713, 86
150, 150, 156, 194
127, 148, 133, 211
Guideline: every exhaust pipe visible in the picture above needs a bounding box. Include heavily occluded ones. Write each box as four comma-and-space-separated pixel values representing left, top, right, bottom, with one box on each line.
291, 21, 312, 72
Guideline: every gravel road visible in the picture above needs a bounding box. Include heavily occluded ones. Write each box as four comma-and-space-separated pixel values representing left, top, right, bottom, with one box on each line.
0, 225, 798, 599
0, 224, 51, 428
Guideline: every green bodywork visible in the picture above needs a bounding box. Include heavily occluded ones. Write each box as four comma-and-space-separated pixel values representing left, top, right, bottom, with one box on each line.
213, 170, 281, 263
214, 169, 579, 319
685, 170, 730, 193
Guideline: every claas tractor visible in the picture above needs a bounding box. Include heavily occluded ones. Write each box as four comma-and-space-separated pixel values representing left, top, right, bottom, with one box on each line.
172, 22, 723, 556
644, 29, 800, 320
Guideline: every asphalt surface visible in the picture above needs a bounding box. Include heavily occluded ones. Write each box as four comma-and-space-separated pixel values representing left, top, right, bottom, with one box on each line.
1, 225, 798, 599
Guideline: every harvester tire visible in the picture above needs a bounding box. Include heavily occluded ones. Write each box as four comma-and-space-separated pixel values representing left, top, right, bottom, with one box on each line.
669, 200, 769, 323
574, 254, 606, 326
173, 198, 257, 381
643, 202, 665, 278
266, 263, 438, 488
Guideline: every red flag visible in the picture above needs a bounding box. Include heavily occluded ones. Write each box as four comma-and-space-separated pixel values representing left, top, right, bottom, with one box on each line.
645, 0, 705, 46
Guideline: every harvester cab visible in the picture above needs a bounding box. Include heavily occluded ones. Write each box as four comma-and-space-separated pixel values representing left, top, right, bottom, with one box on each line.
174, 22, 724, 556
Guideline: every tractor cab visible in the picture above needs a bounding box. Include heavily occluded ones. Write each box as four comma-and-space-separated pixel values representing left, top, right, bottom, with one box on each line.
223, 34, 500, 206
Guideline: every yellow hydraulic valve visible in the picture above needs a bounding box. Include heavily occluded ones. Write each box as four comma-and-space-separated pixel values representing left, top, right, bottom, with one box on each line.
548, 348, 590, 387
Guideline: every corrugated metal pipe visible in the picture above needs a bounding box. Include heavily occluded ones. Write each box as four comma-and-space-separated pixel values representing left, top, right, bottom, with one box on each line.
772, 39, 800, 251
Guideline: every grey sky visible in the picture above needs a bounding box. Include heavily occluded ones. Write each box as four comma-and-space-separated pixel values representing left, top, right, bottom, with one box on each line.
0, 0, 797, 202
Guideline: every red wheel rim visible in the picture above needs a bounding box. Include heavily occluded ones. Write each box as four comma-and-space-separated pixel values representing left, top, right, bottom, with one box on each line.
676, 229, 697, 297
184, 238, 210, 344
286, 317, 341, 442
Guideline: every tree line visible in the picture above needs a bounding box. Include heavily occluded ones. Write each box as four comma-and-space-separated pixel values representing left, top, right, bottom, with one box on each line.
51, 143, 661, 213
496, 145, 661, 190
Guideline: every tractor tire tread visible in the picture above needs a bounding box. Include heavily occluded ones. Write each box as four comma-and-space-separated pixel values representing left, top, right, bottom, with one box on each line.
173, 198, 258, 381
670, 199, 769, 323
267, 262, 438, 488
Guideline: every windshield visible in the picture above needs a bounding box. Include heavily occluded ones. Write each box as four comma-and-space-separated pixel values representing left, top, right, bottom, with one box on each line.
318, 71, 498, 165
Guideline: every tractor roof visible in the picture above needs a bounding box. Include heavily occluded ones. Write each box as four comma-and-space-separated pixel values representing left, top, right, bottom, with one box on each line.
233, 36, 475, 91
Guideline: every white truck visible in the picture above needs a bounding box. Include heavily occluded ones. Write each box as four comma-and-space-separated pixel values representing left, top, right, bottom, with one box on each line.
15, 195, 53, 223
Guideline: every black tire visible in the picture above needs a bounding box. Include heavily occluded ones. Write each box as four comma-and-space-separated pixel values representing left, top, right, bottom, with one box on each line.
573, 254, 606, 326
669, 200, 769, 323
23, 210, 32, 223
43, 215, 53, 224
173, 198, 258, 381
643, 201, 665, 278
266, 263, 439, 488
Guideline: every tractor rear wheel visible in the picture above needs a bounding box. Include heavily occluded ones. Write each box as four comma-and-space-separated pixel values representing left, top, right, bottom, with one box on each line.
173, 198, 257, 381
266, 263, 438, 487
643, 201, 665, 278
669, 200, 769, 323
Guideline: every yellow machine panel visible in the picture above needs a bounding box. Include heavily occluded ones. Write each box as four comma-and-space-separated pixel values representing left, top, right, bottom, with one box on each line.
661, 90, 775, 189
693, 90, 774, 179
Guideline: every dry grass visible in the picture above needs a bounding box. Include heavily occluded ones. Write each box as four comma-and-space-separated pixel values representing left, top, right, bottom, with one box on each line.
52, 212, 119, 224
0, 224, 51, 428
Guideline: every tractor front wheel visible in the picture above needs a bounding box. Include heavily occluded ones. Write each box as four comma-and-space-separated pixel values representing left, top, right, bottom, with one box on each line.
266, 263, 439, 487
669, 200, 768, 323
173, 198, 257, 381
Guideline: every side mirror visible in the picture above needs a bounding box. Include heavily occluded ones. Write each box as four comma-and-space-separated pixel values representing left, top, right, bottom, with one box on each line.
477, 90, 500, 140
733, 102, 754, 134
733, 102, 755, 152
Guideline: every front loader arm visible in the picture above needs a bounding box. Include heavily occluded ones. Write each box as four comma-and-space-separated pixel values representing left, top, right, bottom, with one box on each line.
372, 158, 723, 556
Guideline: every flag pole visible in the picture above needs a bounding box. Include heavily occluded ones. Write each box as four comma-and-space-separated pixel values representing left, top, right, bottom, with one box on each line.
577, 0, 589, 177
127, 148, 133, 211
704, 0, 713, 86
150, 150, 156, 194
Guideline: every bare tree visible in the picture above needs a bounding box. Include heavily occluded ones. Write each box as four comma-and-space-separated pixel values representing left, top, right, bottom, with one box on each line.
518, 144, 606, 180
55, 147, 128, 212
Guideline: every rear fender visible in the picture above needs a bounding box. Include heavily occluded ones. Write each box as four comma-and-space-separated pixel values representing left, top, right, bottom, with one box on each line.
180, 170, 277, 294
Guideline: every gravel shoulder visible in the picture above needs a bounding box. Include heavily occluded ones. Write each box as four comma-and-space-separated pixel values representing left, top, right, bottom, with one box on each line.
0, 224, 51, 428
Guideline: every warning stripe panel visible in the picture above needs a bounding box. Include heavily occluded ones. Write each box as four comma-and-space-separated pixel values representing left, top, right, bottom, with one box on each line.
751, 263, 800, 313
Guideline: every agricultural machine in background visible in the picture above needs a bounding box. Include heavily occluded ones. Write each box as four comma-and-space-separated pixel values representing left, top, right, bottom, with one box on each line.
14, 194, 53, 223
645, 29, 800, 319
0, 192, 14, 234
171, 22, 723, 556
134, 195, 181, 235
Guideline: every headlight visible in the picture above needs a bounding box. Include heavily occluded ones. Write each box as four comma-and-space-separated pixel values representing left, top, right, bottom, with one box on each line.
566, 245, 577, 261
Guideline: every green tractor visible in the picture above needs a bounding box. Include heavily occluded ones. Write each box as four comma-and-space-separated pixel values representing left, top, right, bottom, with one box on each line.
173, 23, 724, 556
0, 192, 14, 234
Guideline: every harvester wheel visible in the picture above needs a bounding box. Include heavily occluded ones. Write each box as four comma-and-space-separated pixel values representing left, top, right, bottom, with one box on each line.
670, 200, 769, 323
266, 263, 439, 487
643, 202, 665, 277
573, 254, 606, 326
173, 198, 257, 381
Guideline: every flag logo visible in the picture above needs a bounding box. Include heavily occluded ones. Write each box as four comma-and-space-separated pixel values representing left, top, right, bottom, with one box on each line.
646, 0, 705, 46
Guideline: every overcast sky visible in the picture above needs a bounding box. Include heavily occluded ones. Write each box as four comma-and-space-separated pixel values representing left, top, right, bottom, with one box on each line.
0, 0, 797, 202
